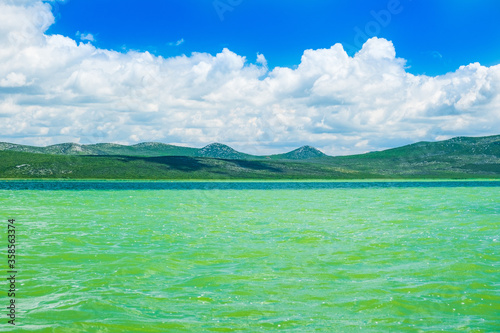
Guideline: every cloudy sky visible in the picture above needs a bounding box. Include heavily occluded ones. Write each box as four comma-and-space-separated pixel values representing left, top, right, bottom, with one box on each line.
1, 0, 499, 155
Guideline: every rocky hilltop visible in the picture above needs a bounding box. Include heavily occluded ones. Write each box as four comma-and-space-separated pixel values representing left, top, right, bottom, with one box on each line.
196, 143, 248, 159
276, 145, 327, 160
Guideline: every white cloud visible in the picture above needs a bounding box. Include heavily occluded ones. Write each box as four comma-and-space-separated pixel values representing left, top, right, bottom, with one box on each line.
76, 31, 95, 42
0, 0, 499, 155
168, 38, 184, 46
0, 72, 29, 87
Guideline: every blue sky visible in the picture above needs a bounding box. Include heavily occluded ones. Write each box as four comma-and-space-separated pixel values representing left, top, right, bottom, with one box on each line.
0, 0, 499, 154
48, 0, 500, 76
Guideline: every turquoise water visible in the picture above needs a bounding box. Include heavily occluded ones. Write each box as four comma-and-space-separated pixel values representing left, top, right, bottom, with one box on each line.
1, 181, 499, 332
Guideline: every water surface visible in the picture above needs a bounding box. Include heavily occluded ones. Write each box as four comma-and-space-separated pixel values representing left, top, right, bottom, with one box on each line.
1, 181, 498, 332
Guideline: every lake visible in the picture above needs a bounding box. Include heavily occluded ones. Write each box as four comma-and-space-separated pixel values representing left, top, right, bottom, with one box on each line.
1, 180, 499, 332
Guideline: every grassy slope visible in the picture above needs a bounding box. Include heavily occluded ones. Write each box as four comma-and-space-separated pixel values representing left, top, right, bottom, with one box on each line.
0, 151, 372, 179
0, 135, 499, 179
0, 142, 326, 160
325, 135, 500, 178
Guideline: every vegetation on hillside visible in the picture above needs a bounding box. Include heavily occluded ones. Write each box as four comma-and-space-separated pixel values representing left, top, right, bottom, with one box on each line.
0, 135, 498, 179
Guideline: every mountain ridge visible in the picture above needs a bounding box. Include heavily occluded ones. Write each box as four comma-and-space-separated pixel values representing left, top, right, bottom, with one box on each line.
0, 135, 500, 179
1, 135, 499, 160
0, 141, 329, 160
0, 135, 499, 179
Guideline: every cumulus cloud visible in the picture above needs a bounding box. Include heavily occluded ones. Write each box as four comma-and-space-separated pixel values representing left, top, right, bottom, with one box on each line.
0, 0, 499, 155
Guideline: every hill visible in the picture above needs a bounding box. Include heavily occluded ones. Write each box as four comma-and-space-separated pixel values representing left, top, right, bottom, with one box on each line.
0, 141, 330, 160
196, 143, 254, 159
324, 135, 500, 178
0, 151, 367, 179
271, 146, 326, 160
0, 141, 199, 157
0, 135, 499, 179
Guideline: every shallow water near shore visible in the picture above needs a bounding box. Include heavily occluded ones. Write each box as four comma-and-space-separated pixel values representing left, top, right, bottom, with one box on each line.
1, 181, 499, 332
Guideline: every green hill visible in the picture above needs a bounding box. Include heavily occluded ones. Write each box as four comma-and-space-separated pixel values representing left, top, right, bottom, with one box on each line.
0, 141, 199, 157
271, 146, 327, 160
0, 135, 499, 179
0, 151, 366, 179
324, 135, 500, 178
196, 143, 254, 159
0, 141, 330, 160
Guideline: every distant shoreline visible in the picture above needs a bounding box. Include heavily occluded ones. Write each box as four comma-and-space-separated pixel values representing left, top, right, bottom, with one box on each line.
1, 135, 499, 179
2, 179, 500, 192
1, 178, 499, 182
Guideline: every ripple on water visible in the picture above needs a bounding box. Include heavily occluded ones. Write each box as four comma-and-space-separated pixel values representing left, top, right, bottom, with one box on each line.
1, 182, 499, 332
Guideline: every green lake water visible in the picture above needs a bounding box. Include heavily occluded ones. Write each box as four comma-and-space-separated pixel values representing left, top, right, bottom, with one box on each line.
0, 181, 499, 332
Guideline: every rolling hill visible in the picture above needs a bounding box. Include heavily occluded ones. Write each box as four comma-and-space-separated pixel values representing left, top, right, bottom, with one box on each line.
0, 141, 321, 160
0, 141, 199, 157
0, 135, 499, 179
271, 146, 327, 160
